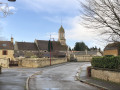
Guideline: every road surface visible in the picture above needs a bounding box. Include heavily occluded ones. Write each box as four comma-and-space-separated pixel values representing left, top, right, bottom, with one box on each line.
29, 62, 98, 90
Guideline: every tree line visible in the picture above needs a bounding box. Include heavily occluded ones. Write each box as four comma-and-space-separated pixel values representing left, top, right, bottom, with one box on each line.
69, 42, 101, 51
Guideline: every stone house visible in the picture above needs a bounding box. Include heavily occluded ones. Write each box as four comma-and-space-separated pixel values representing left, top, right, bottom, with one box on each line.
104, 42, 120, 56
0, 37, 14, 61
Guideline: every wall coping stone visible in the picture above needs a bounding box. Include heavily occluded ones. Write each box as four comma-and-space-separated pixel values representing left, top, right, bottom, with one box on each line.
92, 67, 120, 72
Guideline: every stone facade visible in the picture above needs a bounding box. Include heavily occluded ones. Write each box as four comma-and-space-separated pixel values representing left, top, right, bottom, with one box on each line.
103, 42, 120, 56
104, 49, 118, 56
91, 68, 120, 84
0, 38, 14, 61
0, 58, 9, 68
0, 50, 14, 60
18, 58, 67, 68
76, 55, 93, 62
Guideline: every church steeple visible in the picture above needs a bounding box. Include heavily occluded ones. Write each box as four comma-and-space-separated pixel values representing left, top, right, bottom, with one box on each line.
58, 25, 66, 45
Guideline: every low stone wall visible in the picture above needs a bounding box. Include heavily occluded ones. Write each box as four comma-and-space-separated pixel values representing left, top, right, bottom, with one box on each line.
91, 68, 120, 84
76, 55, 93, 62
0, 58, 9, 68
19, 58, 67, 68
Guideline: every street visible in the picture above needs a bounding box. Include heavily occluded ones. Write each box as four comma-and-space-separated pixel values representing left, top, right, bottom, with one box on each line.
29, 62, 98, 90
0, 62, 98, 90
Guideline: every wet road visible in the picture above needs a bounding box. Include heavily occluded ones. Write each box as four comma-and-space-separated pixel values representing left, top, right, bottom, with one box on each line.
29, 62, 98, 90
0, 67, 41, 90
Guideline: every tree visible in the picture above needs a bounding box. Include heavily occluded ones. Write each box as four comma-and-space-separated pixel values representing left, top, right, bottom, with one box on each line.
74, 42, 89, 51
48, 40, 53, 52
80, 0, 120, 42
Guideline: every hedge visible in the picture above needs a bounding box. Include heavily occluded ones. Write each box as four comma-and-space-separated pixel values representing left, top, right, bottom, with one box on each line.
91, 56, 120, 69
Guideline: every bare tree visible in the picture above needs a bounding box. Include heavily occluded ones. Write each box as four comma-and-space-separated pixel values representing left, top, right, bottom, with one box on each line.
80, 0, 120, 42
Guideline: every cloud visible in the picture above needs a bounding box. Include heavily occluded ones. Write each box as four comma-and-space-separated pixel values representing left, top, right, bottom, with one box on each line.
9, 6, 16, 10
18, 0, 79, 13
45, 16, 106, 49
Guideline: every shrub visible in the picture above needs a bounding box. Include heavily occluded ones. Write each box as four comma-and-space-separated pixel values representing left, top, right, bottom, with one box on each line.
91, 56, 120, 69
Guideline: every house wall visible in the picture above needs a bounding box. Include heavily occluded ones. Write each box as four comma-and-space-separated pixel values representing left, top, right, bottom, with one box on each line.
0, 58, 9, 68
0, 50, 14, 60
76, 55, 93, 62
104, 49, 118, 56
18, 58, 67, 68
91, 68, 120, 84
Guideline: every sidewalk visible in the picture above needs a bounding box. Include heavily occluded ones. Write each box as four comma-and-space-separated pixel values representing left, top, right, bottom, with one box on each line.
78, 65, 120, 90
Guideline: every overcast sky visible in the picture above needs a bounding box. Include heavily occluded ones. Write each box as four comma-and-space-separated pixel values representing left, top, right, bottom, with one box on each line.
0, 0, 106, 49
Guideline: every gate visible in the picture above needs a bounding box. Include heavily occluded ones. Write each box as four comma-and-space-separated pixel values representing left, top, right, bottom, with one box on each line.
9, 61, 18, 66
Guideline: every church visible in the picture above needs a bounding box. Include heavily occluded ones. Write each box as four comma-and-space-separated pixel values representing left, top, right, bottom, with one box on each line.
14, 25, 68, 58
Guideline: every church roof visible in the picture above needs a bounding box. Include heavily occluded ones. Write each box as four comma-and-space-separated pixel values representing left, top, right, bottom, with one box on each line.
16, 42, 38, 51
0, 41, 14, 50
36, 40, 67, 51
104, 42, 120, 51
59, 25, 65, 33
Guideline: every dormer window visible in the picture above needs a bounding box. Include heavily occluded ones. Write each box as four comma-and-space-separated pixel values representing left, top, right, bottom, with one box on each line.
2, 44, 7, 47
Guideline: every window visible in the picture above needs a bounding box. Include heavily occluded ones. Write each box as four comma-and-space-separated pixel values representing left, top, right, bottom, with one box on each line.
2, 44, 7, 47
3, 50, 7, 55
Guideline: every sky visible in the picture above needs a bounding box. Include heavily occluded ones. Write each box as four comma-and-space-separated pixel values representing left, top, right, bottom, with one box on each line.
0, 0, 107, 49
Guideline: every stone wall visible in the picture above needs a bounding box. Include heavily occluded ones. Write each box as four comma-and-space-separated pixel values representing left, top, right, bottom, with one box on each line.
0, 58, 9, 68
76, 55, 93, 62
91, 68, 120, 84
19, 58, 67, 68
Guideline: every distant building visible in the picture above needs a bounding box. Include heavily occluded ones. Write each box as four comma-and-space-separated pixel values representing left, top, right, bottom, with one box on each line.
104, 42, 120, 56
73, 50, 102, 56
14, 25, 68, 58
0, 37, 14, 61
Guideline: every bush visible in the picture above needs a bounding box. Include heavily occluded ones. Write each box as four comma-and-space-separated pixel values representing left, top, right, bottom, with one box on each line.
91, 56, 120, 69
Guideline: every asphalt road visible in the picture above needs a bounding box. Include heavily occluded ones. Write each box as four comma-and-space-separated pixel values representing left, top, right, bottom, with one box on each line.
0, 62, 98, 90
29, 62, 98, 90
0, 67, 41, 90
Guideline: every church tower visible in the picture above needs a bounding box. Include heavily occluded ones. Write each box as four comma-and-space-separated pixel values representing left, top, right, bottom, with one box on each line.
58, 25, 66, 45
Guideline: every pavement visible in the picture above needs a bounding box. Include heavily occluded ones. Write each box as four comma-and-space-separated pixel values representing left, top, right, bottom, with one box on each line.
78, 64, 120, 90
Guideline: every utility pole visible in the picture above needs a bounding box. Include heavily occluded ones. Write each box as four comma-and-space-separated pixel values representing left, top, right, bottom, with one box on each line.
49, 35, 54, 66
50, 35, 51, 66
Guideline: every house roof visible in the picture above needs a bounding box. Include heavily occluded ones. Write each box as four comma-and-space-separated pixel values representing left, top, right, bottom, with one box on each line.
36, 40, 48, 50
104, 42, 120, 51
36, 40, 67, 51
52, 41, 67, 51
0, 41, 14, 50
16, 42, 38, 51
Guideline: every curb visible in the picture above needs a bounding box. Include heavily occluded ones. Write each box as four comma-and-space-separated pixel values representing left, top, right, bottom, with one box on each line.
25, 71, 42, 90
76, 65, 108, 90
79, 79, 108, 90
